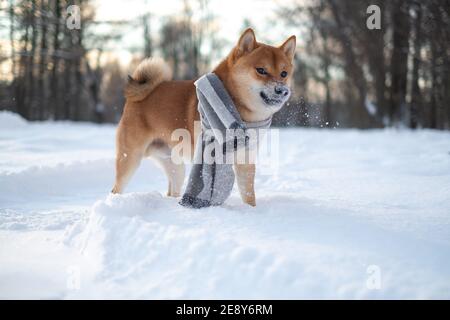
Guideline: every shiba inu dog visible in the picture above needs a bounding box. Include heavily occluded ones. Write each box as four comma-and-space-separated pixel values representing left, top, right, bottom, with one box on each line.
112, 28, 296, 206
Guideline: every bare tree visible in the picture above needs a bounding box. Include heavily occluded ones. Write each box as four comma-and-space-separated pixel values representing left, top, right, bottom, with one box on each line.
389, 0, 411, 125
278, 0, 449, 129
410, 1, 422, 128
142, 13, 152, 58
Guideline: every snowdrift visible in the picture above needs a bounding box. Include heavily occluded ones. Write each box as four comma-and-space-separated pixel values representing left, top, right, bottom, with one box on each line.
1, 112, 450, 299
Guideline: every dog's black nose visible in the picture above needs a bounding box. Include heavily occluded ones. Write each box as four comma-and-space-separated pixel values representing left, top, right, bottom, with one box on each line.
274, 86, 289, 97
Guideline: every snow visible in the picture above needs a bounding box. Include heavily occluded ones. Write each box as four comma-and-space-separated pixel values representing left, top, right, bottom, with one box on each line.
1, 110, 450, 299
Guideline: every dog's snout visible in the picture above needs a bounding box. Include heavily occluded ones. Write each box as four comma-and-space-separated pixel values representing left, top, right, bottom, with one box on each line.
274, 86, 289, 97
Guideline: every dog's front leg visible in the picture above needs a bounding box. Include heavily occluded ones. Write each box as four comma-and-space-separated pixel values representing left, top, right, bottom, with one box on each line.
234, 163, 256, 206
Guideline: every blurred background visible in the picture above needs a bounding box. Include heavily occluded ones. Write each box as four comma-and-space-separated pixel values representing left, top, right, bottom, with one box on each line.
0, 0, 449, 129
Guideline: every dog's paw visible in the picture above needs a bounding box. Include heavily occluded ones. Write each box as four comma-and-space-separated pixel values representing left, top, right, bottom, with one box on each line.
244, 198, 256, 207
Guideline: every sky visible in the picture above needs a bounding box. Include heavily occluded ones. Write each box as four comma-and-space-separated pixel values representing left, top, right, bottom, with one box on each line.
92, 0, 300, 66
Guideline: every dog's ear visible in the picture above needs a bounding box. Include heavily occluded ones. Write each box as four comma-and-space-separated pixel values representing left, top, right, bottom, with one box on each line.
280, 35, 296, 61
236, 28, 256, 57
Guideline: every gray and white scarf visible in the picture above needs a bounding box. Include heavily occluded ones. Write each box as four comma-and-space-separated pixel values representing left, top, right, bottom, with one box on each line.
180, 73, 272, 209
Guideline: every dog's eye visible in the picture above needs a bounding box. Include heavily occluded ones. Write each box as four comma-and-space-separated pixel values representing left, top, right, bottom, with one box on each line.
256, 67, 267, 75
281, 71, 288, 78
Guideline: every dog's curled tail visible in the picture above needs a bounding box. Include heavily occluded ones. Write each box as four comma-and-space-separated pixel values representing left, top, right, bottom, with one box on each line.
124, 57, 172, 102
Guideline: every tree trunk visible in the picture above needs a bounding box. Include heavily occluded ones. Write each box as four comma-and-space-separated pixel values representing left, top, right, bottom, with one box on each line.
38, 0, 48, 120
410, 2, 422, 129
16, 5, 30, 119
362, 1, 387, 127
327, 0, 372, 128
389, 0, 411, 126
73, 3, 84, 121
25, 0, 38, 120
322, 33, 332, 126
143, 13, 152, 58
429, 42, 437, 129
9, 0, 17, 113
51, 0, 61, 120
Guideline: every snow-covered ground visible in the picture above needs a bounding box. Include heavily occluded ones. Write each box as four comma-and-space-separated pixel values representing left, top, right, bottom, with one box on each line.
0, 110, 449, 299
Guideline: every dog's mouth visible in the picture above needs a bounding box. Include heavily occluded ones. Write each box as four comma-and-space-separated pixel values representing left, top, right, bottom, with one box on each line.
260, 91, 284, 106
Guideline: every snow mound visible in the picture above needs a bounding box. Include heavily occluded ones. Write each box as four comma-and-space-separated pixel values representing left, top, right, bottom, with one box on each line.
0, 160, 114, 203
71, 191, 450, 299
0, 111, 28, 129
76, 193, 361, 299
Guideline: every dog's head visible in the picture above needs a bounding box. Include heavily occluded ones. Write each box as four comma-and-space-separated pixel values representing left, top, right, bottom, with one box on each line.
224, 28, 296, 122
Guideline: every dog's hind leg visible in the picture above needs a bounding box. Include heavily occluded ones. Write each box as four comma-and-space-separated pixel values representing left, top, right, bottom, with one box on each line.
111, 123, 149, 194
112, 149, 144, 194
149, 143, 185, 197
154, 156, 185, 197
